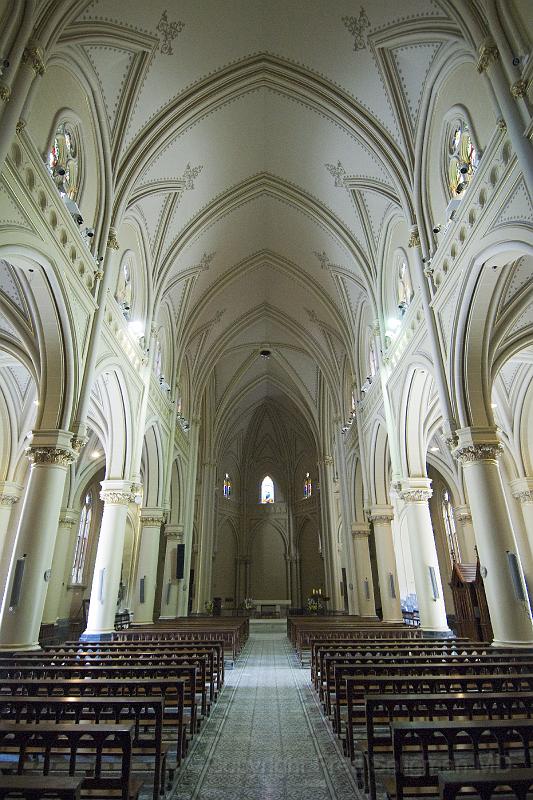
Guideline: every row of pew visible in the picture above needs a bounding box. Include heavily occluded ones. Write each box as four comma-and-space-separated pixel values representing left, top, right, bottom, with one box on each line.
0, 617, 248, 800
289, 616, 533, 800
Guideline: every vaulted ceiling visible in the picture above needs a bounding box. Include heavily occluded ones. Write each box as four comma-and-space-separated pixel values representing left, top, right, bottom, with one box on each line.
56, 0, 467, 441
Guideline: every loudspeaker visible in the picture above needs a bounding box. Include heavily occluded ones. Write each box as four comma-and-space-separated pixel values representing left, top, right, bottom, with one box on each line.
176, 544, 185, 579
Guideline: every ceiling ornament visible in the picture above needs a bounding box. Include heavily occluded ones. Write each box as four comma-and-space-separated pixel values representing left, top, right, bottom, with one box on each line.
156, 10, 185, 56
198, 251, 216, 271
342, 8, 370, 52
325, 161, 347, 188
182, 162, 203, 190
314, 251, 330, 270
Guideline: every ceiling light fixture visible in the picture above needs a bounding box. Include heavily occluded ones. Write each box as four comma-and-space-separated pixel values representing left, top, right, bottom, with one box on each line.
259, 349, 271, 359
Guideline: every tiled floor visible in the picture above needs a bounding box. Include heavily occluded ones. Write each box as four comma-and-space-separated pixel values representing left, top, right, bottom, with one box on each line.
172, 632, 362, 800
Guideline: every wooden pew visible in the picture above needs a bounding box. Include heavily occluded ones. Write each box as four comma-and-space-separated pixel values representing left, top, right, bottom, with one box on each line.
359, 692, 533, 800
0, 663, 201, 735
0, 678, 186, 766
0, 774, 83, 800
0, 722, 142, 800
330, 661, 533, 731
0, 696, 165, 800
385, 719, 533, 800
438, 768, 533, 800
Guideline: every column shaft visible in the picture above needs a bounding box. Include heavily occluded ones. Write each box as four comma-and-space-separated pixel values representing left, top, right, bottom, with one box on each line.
399, 482, 450, 634
0, 431, 76, 650
42, 510, 77, 625
368, 508, 403, 623
159, 527, 181, 619
453, 505, 478, 563
81, 481, 133, 640
455, 429, 533, 646
132, 512, 163, 625
351, 525, 377, 618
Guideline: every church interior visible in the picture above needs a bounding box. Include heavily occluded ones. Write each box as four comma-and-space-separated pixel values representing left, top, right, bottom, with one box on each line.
0, 0, 533, 798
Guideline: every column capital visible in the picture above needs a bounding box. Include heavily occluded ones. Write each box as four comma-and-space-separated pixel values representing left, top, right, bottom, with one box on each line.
317, 455, 334, 467
510, 78, 530, 99
22, 42, 46, 76
368, 505, 395, 523
398, 478, 432, 503
141, 513, 164, 527
58, 508, 78, 527
351, 522, 370, 537
476, 37, 499, 74
453, 427, 503, 464
511, 478, 533, 504
453, 504, 472, 524
99, 479, 136, 506
164, 523, 183, 540
0, 84, 10, 103
0, 481, 24, 506
25, 430, 78, 467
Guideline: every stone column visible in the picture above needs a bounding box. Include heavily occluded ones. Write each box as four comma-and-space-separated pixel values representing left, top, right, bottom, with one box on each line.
453, 429, 533, 646
351, 523, 377, 618
132, 510, 164, 626
81, 480, 135, 641
0, 430, 77, 650
177, 420, 200, 617
317, 455, 343, 610
511, 479, 533, 556
0, 482, 23, 594
42, 509, 78, 625
367, 507, 403, 623
288, 554, 300, 608
159, 525, 182, 620
398, 481, 450, 634
193, 461, 217, 613
453, 504, 478, 563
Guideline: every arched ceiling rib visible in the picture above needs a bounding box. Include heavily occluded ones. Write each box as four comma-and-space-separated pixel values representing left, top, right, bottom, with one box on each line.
63, 0, 463, 431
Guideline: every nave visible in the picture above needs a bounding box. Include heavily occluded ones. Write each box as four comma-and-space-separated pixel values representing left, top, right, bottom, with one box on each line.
173, 631, 359, 800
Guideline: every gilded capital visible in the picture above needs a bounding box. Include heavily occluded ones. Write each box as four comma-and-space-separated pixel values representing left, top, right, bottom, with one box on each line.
510, 78, 529, 99
22, 44, 45, 76
142, 516, 164, 527
26, 445, 77, 467
510, 479, 533, 504
0, 84, 10, 103
71, 435, 89, 453
399, 488, 432, 502
367, 505, 394, 524
453, 505, 472, 524
107, 227, 120, 250
476, 38, 499, 74
407, 225, 420, 248
0, 494, 19, 507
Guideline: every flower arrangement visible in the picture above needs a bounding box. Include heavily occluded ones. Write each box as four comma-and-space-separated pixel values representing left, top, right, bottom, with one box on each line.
307, 596, 320, 613
242, 597, 256, 610
204, 600, 214, 614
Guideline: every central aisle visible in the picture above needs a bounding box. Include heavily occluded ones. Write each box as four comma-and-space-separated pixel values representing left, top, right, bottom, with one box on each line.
173, 632, 361, 800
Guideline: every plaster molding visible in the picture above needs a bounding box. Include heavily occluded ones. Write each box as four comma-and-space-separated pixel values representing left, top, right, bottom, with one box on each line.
156, 10, 185, 56
182, 162, 203, 190
368, 505, 394, 524
0, 84, 10, 103
100, 489, 135, 505
26, 446, 77, 467
454, 442, 503, 464
0, 495, 19, 507
398, 479, 432, 503
453, 504, 472, 524
407, 225, 420, 248
107, 227, 120, 250
510, 79, 529, 99
22, 43, 45, 76
342, 8, 370, 52
511, 479, 533, 504
141, 516, 164, 527
325, 160, 347, 188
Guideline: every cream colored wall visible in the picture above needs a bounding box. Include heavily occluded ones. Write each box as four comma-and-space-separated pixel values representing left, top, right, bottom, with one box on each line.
298, 519, 324, 601
250, 523, 287, 599
212, 521, 237, 605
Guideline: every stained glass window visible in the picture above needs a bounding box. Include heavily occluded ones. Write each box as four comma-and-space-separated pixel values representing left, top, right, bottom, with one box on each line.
223, 473, 232, 499
48, 122, 79, 200
303, 472, 312, 498
448, 121, 478, 196
71, 491, 92, 584
260, 475, 274, 503
116, 258, 132, 318
398, 258, 413, 312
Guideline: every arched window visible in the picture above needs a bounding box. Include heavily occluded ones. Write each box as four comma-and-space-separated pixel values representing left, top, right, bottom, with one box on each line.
397, 257, 413, 314
303, 472, 312, 499
260, 475, 274, 504
48, 122, 79, 200
441, 488, 460, 564
116, 256, 133, 319
153, 339, 162, 378
71, 491, 92, 584
448, 121, 478, 197
368, 336, 378, 378
223, 473, 232, 499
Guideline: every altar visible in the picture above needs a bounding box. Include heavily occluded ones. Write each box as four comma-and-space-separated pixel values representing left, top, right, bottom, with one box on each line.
255, 599, 291, 618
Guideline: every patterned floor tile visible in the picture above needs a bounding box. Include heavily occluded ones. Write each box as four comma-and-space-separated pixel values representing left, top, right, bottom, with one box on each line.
170, 632, 363, 800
